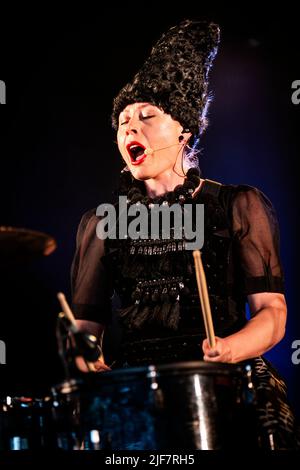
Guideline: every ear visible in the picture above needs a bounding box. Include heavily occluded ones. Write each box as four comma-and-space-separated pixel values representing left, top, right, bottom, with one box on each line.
181, 129, 192, 143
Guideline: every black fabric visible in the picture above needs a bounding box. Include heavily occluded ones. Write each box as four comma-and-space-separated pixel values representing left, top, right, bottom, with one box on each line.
70, 181, 299, 450
230, 185, 284, 296
71, 209, 113, 325
250, 356, 298, 450
71, 181, 285, 339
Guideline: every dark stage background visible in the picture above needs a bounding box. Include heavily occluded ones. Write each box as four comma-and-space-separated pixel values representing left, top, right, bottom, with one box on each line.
0, 5, 299, 418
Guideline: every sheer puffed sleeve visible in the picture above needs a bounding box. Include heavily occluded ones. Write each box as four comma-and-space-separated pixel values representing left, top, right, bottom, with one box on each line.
71, 209, 113, 324
231, 186, 285, 295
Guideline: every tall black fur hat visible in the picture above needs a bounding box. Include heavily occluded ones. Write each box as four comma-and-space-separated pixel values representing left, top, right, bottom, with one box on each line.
112, 19, 220, 136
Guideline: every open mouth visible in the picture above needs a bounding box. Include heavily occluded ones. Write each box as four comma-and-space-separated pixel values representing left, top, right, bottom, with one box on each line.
126, 141, 147, 165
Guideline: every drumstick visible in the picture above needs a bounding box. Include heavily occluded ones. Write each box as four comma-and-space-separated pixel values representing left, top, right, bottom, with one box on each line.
57, 292, 102, 371
57, 292, 77, 332
193, 250, 216, 349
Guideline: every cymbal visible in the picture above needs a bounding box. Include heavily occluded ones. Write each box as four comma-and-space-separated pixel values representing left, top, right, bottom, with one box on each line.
0, 226, 57, 262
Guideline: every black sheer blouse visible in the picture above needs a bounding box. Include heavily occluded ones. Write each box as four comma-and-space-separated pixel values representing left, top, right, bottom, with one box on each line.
230, 187, 284, 294
71, 182, 284, 364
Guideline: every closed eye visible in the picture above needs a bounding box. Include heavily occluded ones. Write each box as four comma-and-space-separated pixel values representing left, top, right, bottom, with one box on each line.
119, 115, 155, 126
141, 115, 155, 120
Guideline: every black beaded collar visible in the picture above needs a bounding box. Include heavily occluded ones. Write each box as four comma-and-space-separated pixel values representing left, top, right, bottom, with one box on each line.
118, 168, 201, 207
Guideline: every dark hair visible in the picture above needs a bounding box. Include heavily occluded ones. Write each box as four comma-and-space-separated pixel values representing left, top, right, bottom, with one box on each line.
112, 20, 220, 137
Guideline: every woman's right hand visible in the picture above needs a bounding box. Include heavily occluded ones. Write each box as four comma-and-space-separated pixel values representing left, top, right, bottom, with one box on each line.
73, 320, 110, 372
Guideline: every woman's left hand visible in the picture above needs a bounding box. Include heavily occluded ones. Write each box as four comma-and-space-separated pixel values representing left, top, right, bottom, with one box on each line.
202, 336, 233, 363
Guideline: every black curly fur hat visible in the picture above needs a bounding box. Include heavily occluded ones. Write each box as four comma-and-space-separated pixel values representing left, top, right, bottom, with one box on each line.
112, 19, 220, 136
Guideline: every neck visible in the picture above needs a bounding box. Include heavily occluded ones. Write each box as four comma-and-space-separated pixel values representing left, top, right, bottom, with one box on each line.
144, 171, 185, 198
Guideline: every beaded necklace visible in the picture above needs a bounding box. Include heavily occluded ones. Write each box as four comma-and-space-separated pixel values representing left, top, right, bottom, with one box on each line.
119, 168, 201, 207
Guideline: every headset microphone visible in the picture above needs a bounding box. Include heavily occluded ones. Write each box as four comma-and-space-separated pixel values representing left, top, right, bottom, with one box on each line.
144, 138, 184, 156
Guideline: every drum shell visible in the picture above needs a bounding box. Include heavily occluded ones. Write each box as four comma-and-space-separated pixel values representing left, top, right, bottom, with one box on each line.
52, 361, 258, 450
0, 396, 54, 450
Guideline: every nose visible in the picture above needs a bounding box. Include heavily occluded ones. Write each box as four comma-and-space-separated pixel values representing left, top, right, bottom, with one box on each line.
125, 115, 140, 135
126, 126, 137, 135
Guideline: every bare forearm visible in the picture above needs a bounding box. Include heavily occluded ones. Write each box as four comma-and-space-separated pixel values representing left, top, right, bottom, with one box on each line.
226, 306, 286, 363
203, 286, 287, 364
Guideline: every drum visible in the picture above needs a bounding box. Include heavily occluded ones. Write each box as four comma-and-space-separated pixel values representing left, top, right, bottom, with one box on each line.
0, 395, 55, 450
50, 380, 83, 450
50, 361, 259, 450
